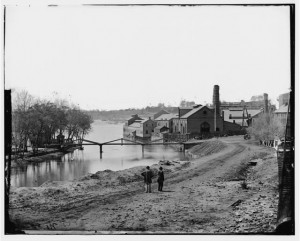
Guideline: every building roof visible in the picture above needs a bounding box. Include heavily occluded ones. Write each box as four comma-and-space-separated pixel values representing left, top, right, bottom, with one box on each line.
154, 109, 170, 119
222, 109, 262, 121
222, 109, 262, 127
154, 126, 169, 130
155, 113, 178, 121
140, 118, 155, 124
127, 115, 143, 121
128, 122, 141, 128
180, 106, 205, 118
274, 104, 289, 113
247, 109, 263, 117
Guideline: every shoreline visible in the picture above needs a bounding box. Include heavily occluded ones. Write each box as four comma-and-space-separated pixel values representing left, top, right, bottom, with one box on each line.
10, 147, 82, 169
9, 136, 279, 233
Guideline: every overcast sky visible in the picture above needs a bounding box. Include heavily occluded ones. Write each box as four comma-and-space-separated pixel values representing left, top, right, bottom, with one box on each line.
5, 5, 291, 110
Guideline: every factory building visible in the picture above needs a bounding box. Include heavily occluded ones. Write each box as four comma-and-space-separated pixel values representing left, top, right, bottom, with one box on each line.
172, 105, 224, 137
124, 85, 275, 141
123, 115, 156, 140
155, 113, 178, 132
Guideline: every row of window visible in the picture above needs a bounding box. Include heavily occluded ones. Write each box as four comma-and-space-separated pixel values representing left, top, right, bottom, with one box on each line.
145, 130, 154, 134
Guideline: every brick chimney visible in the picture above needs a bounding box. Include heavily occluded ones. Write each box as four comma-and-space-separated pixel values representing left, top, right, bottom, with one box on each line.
213, 85, 220, 115
263, 93, 268, 113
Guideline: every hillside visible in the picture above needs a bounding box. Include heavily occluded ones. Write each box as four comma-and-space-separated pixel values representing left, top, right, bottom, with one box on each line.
85, 106, 178, 122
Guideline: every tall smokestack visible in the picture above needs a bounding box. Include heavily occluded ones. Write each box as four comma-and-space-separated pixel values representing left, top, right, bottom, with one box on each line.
263, 93, 268, 113
213, 85, 220, 115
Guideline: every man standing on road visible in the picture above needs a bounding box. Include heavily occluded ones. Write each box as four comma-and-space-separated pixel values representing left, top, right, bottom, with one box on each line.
141, 166, 154, 193
157, 166, 164, 192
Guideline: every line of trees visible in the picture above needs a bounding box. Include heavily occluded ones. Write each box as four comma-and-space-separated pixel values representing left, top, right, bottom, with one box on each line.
86, 100, 198, 121
12, 90, 93, 155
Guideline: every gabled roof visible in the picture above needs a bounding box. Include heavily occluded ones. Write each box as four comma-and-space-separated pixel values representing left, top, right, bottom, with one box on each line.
180, 106, 206, 118
140, 118, 155, 123
274, 104, 289, 113
155, 113, 178, 121
251, 110, 263, 118
154, 126, 169, 130
128, 122, 141, 128
127, 115, 143, 121
154, 109, 170, 119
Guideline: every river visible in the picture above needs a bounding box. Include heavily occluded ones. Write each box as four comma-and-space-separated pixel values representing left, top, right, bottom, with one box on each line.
11, 120, 185, 187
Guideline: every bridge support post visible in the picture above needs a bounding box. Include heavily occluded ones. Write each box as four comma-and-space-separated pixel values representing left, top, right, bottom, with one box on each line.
99, 145, 103, 159
183, 144, 186, 155
142, 144, 144, 158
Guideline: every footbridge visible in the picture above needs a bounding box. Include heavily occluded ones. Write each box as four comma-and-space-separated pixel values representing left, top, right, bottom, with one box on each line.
80, 138, 187, 158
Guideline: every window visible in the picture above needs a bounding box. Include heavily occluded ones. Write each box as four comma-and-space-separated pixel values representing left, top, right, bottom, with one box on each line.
146, 130, 148, 134
216, 127, 220, 132
229, 114, 232, 119
203, 111, 207, 115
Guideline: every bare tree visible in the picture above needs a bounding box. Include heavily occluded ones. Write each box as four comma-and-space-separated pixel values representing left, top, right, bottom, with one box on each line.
248, 113, 285, 141
11, 90, 93, 156
12, 90, 35, 157
179, 99, 195, 108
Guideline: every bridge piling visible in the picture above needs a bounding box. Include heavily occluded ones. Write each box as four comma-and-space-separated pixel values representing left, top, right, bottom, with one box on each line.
99, 145, 103, 159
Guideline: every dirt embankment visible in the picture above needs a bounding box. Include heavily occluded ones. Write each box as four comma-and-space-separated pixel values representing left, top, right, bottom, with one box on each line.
187, 140, 228, 157
9, 137, 279, 233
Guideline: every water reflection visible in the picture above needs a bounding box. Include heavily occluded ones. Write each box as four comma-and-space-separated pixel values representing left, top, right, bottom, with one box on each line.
11, 121, 185, 187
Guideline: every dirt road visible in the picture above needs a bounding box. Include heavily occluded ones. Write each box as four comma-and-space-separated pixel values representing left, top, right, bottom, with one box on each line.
9, 136, 278, 233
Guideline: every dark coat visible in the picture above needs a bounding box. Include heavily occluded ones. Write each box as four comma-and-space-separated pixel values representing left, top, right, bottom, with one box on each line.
157, 170, 164, 183
141, 170, 154, 184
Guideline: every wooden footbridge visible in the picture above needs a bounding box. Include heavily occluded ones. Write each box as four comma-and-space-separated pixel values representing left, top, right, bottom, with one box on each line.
79, 138, 187, 158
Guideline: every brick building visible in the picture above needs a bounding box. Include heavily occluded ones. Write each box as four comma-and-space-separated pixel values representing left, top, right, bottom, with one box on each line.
123, 115, 156, 140
172, 105, 224, 137
155, 113, 178, 133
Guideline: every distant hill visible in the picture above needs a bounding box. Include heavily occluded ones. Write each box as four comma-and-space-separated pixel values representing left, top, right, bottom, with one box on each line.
85, 106, 179, 122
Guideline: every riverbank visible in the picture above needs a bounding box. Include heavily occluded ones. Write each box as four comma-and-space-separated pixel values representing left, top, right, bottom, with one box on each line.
10, 146, 82, 169
8, 136, 279, 233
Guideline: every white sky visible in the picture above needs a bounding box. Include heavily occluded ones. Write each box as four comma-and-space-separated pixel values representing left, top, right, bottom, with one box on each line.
5, 5, 291, 110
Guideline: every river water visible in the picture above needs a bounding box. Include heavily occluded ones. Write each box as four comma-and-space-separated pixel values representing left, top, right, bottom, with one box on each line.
11, 120, 185, 187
